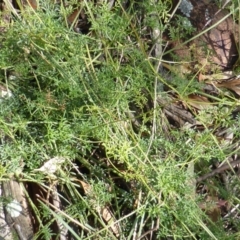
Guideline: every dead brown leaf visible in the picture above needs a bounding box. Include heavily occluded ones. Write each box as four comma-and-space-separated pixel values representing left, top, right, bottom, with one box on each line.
184, 94, 212, 110
215, 77, 240, 95
199, 71, 234, 82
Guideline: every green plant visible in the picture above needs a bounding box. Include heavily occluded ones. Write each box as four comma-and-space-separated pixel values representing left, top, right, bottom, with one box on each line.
0, 0, 239, 239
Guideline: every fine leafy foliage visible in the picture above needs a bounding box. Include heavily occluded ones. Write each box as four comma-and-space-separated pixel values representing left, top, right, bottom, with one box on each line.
0, 0, 240, 239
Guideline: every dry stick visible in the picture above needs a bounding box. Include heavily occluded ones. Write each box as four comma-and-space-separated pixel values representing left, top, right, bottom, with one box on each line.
132, 191, 142, 240
51, 185, 68, 240
224, 203, 240, 218
136, 227, 159, 240
146, 0, 167, 156
196, 159, 240, 183
136, 218, 159, 240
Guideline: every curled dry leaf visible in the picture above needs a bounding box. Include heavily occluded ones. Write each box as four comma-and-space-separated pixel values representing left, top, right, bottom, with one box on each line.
34, 156, 65, 175
199, 71, 234, 82
215, 76, 240, 96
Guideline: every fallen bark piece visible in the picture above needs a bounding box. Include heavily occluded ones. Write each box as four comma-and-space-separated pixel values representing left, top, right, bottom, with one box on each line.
157, 96, 197, 127
0, 184, 13, 240
2, 180, 34, 240
171, 0, 239, 70
192, 3, 238, 69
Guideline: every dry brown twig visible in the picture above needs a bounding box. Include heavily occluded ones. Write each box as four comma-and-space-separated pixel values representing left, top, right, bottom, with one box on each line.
196, 158, 240, 183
